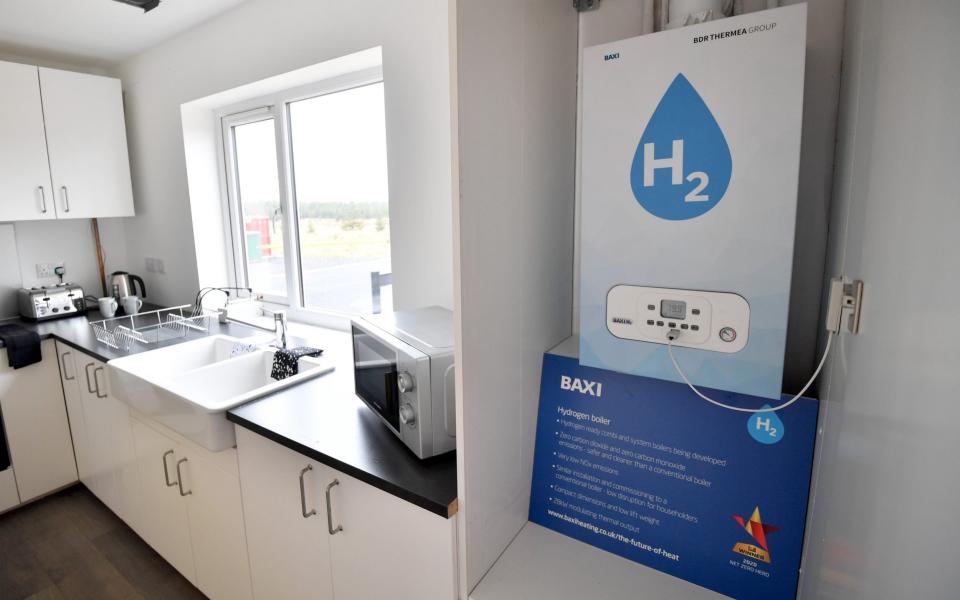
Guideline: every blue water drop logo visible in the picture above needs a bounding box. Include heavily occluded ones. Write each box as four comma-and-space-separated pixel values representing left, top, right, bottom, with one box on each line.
630, 73, 732, 220
747, 406, 784, 445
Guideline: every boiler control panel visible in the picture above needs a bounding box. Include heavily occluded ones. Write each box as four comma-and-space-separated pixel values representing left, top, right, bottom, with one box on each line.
606, 285, 749, 353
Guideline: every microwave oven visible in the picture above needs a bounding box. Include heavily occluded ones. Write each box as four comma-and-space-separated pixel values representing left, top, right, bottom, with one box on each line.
351, 307, 456, 459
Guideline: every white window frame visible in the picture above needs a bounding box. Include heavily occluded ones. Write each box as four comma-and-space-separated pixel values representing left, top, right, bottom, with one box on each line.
218, 66, 386, 325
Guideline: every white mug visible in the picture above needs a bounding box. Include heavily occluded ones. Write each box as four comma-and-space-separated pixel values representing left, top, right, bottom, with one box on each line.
122, 295, 143, 315
98, 297, 118, 318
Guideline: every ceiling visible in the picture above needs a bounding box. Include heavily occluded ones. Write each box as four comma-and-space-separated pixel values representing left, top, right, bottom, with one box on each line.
0, 0, 248, 67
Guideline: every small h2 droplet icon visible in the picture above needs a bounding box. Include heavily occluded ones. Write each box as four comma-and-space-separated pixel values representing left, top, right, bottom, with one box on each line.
630, 73, 732, 220
748, 406, 784, 445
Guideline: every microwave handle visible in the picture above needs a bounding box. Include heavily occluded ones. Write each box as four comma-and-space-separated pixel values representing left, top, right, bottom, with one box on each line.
384, 370, 399, 396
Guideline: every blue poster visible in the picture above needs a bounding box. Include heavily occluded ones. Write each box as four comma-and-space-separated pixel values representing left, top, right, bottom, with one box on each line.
529, 351, 818, 599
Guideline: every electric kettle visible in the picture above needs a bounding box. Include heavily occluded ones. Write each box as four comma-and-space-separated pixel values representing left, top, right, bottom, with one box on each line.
109, 271, 147, 299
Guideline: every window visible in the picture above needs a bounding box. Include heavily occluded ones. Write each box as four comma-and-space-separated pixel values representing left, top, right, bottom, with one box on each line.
221, 71, 391, 316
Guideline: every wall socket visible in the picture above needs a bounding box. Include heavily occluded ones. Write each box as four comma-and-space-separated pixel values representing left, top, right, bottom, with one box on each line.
145, 257, 166, 274
35, 262, 64, 278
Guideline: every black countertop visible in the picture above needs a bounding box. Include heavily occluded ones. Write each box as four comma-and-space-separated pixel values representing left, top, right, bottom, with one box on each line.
1, 305, 458, 519
227, 330, 458, 518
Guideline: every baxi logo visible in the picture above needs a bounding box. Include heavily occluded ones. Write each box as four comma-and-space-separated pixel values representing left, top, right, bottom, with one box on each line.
630, 73, 732, 220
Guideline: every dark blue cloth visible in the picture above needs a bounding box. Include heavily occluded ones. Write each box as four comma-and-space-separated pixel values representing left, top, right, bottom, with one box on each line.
0, 324, 42, 369
271, 347, 323, 380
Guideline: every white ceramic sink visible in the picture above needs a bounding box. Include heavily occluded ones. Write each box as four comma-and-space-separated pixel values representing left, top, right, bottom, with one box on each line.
108, 335, 334, 451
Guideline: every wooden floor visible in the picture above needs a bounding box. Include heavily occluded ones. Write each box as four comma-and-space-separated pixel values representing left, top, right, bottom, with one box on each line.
0, 485, 205, 600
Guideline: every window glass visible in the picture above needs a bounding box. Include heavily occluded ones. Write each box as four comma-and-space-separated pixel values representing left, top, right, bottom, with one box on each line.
232, 118, 287, 298
288, 82, 391, 313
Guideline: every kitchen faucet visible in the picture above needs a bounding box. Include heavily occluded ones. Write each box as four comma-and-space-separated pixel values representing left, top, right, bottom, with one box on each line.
218, 305, 288, 349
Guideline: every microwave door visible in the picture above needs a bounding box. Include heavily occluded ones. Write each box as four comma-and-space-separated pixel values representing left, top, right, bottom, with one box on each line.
352, 327, 401, 430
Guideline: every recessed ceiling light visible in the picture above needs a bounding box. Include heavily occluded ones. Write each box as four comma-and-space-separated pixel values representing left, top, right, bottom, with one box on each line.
112, 0, 161, 12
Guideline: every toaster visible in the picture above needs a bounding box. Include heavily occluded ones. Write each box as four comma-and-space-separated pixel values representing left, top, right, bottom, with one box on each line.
18, 284, 87, 321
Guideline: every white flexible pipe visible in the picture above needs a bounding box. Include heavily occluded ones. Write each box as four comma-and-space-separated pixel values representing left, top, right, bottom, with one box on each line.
666, 331, 834, 413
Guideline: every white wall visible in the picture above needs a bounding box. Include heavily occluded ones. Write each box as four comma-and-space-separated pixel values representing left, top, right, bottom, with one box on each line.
10, 220, 100, 293
799, 1, 960, 597
105, 0, 454, 310
454, 0, 579, 594
574, 0, 845, 392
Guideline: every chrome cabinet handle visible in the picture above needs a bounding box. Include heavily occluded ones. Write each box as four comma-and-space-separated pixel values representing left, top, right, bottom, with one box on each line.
299, 465, 316, 518
38, 186, 47, 214
61, 186, 70, 213
325, 479, 342, 535
84, 363, 97, 394
93, 367, 107, 398
61, 351, 75, 380
176, 458, 192, 496
162, 450, 176, 487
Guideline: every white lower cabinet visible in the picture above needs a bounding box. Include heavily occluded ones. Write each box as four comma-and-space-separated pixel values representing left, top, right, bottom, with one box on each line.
0, 339, 77, 502
236, 427, 458, 600
54, 345, 252, 600
46, 343, 455, 600
0, 467, 19, 512
55, 342, 90, 481
70, 352, 141, 530
130, 418, 197, 582
130, 415, 253, 600
238, 427, 334, 600
328, 470, 459, 600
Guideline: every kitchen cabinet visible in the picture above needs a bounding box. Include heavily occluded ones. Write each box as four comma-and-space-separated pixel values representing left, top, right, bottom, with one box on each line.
39, 67, 135, 219
131, 415, 253, 600
0, 339, 78, 502
236, 427, 458, 600
0, 61, 56, 221
73, 352, 141, 530
0, 467, 19, 513
237, 426, 334, 600
0, 60, 134, 221
130, 418, 197, 583
56, 342, 90, 480
329, 469, 458, 600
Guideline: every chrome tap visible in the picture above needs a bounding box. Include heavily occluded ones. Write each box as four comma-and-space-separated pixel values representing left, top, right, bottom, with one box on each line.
273, 310, 287, 349
217, 305, 288, 348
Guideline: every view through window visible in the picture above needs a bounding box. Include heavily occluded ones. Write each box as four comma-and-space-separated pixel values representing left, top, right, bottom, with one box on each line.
232, 117, 286, 298
224, 78, 391, 314
289, 82, 390, 312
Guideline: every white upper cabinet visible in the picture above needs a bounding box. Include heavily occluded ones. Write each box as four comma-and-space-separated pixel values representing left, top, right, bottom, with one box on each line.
39, 66, 135, 219
0, 61, 55, 221
0, 60, 134, 221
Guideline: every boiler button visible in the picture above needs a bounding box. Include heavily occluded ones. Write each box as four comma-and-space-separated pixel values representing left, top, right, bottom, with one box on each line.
719, 327, 737, 343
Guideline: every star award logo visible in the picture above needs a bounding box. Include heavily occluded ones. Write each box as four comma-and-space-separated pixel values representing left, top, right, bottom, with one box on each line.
731, 506, 779, 563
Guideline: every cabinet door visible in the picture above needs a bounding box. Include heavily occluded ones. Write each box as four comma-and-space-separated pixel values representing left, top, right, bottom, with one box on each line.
77, 356, 119, 507
0, 340, 78, 501
0, 467, 19, 513
88, 361, 141, 531
38, 67, 134, 219
236, 427, 334, 600
180, 446, 254, 600
0, 61, 56, 221
55, 342, 89, 480
328, 470, 458, 600
130, 418, 196, 583
76, 353, 141, 529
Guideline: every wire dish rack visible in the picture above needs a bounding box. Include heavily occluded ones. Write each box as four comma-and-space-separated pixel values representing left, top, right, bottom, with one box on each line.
90, 305, 212, 351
